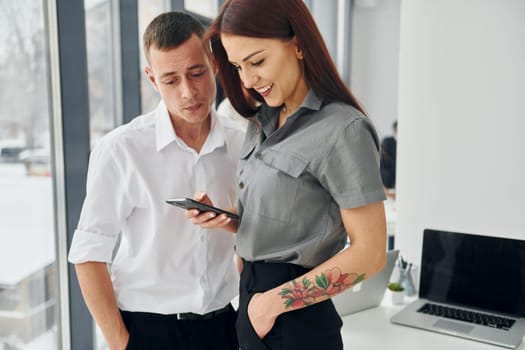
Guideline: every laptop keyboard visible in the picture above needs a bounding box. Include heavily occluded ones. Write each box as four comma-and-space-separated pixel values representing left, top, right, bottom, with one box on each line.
417, 303, 516, 330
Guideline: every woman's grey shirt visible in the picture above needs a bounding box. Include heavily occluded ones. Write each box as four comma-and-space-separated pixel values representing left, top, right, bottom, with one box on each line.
236, 90, 386, 268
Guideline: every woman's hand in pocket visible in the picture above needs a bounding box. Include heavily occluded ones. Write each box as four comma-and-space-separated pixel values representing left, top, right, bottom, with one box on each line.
247, 292, 278, 339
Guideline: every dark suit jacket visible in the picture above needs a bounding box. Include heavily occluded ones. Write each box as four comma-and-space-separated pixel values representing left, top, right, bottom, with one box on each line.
380, 136, 396, 189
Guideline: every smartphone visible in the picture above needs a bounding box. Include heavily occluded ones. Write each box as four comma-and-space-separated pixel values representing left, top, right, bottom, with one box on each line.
166, 197, 239, 220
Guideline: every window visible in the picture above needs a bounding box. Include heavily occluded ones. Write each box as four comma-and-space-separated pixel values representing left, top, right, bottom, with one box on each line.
0, 0, 57, 348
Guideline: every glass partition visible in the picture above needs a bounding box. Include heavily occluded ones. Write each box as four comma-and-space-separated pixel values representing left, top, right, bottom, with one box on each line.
139, 0, 170, 114
85, 0, 120, 147
184, 0, 219, 18
84, 1, 122, 348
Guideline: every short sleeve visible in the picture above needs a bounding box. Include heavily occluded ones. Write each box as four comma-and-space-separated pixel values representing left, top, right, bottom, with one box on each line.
68, 141, 133, 263
317, 118, 386, 208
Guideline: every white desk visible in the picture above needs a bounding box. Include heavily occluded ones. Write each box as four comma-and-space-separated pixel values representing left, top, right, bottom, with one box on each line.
341, 297, 525, 350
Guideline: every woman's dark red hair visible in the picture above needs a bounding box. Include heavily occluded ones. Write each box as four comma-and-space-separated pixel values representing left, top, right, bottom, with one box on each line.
205, 0, 366, 118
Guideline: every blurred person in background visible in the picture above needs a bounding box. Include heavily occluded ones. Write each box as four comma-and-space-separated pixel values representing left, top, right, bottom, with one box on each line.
380, 120, 397, 199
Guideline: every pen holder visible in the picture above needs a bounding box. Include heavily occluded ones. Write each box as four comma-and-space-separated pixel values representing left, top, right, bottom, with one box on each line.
397, 269, 416, 297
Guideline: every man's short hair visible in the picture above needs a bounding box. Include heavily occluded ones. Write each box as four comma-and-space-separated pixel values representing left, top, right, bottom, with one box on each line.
143, 12, 205, 63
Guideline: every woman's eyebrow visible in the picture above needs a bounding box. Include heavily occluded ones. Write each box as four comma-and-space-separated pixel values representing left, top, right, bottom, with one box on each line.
242, 49, 265, 62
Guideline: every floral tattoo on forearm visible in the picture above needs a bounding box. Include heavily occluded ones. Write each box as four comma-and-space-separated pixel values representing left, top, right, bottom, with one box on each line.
279, 268, 366, 308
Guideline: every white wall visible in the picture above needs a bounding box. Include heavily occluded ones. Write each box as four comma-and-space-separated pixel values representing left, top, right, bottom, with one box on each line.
396, 0, 525, 265
350, 0, 401, 138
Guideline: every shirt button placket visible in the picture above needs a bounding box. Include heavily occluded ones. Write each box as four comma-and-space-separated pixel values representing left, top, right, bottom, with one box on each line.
240, 151, 260, 189
195, 158, 207, 243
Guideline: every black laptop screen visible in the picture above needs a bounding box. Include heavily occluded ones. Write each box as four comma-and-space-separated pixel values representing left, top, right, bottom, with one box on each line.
419, 229, 525, 317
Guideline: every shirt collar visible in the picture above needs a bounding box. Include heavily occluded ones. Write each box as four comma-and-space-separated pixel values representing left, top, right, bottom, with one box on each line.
201, 109, 227, 156
155, 101, 175, 152
155, 100, 226, 154
301, 88, 324, 111
258, 89, 324, 136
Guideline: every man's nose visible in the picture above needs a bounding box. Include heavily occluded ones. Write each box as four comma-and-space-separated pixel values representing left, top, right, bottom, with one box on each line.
181, 78, 197, 99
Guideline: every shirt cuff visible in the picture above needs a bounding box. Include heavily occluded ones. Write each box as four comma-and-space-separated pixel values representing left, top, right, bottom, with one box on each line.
68, 229, 118, 264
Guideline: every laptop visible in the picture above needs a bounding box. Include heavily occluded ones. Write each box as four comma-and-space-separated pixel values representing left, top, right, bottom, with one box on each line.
333, 249, 399, 316
391, 229, 525, 348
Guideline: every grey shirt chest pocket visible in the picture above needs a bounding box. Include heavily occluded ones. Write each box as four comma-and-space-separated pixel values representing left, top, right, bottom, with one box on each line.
243, 148, 309, 223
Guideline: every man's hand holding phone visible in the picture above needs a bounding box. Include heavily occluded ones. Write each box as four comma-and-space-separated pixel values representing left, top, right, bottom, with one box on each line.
167, 193, 238, 233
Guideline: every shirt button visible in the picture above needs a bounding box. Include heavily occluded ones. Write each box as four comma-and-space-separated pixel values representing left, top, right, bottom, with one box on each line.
255, 152, 262, 159
239, 182, 244, 189
200, 235, 205, 242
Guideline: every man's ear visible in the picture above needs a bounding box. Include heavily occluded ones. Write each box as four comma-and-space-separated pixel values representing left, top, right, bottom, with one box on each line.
144, 66, 159, 92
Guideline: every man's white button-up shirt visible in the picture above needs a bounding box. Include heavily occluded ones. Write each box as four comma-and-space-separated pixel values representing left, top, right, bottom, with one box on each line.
68, 101, 245, 315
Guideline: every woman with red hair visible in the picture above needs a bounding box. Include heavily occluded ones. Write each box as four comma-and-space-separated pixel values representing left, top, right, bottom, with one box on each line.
189, 1, 387, 348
